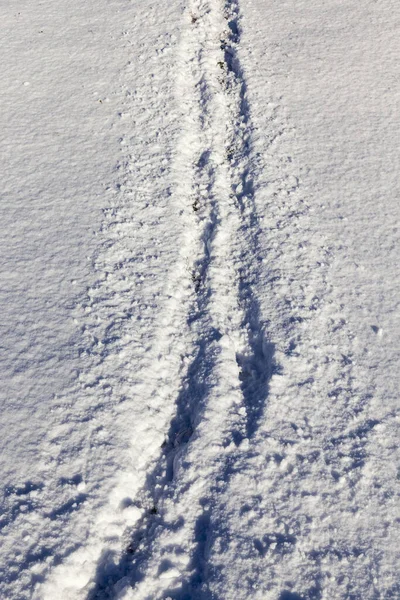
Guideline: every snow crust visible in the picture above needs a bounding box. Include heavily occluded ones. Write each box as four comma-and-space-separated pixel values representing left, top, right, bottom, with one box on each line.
0, 0, 399, 598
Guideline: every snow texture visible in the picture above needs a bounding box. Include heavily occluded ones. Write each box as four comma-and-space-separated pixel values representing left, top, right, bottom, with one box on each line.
0, 0, 399, 599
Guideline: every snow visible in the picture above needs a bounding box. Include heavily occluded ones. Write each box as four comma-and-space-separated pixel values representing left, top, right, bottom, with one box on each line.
1, 0, 399, 599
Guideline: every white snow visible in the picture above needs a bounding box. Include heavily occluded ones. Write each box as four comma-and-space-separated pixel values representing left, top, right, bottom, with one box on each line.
0, 0, 399, 599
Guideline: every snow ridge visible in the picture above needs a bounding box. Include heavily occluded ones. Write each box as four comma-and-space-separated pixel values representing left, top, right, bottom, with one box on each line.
88, 0, 273, 598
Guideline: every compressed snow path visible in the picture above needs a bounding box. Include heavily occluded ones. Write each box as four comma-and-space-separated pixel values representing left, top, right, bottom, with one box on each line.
0, 0, 399, 599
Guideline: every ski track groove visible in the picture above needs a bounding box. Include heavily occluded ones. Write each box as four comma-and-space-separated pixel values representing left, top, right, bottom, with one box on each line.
89, 0, 273, 597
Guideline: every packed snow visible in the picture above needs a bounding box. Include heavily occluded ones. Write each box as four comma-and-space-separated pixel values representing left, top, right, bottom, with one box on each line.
1, 0, 399, 599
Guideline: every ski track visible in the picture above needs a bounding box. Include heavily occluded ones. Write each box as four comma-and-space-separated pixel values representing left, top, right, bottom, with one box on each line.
88, 0, 275, 597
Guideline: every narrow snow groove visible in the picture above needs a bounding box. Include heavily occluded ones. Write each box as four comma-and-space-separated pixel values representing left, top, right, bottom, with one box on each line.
221, 0, 274, 438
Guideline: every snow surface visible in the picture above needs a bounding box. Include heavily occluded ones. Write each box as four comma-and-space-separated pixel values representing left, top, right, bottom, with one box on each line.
0, 0, 399, 599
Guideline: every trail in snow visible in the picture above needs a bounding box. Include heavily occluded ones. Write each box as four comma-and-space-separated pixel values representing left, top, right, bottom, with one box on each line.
88, 0, 275, 597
